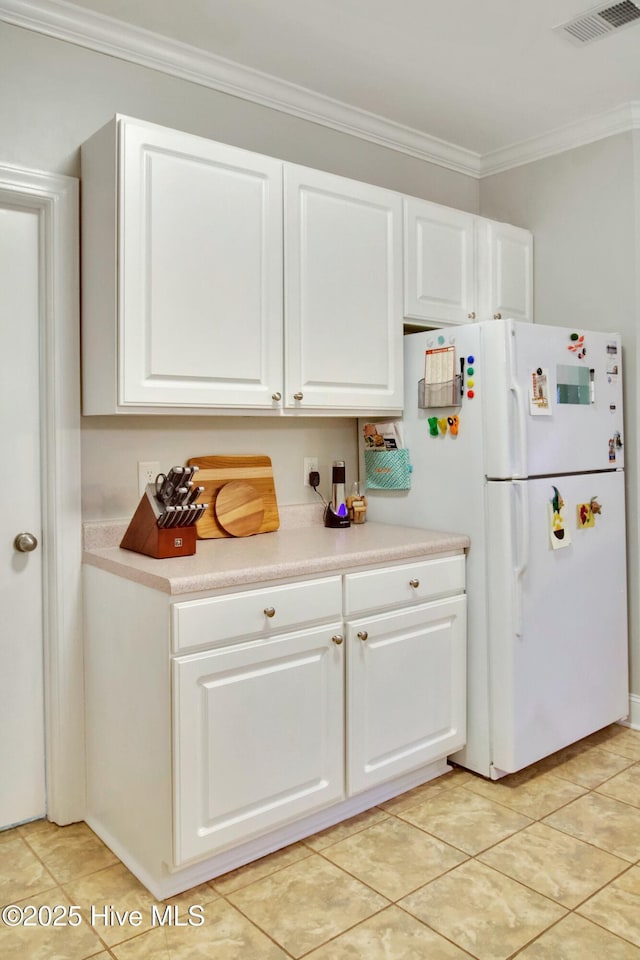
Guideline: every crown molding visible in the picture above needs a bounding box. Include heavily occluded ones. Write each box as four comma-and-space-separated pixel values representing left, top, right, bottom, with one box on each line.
0, 0, 638, 180
479, 101, 640, 177
0, 0, 482, 177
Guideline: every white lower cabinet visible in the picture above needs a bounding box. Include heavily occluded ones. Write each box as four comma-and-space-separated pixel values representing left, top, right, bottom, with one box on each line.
346, 597, 466, 794
173, 623, 344, 864
83, 550, 466, 898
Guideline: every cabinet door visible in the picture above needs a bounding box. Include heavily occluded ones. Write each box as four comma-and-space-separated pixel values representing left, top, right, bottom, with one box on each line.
477, 219, 533, 324
284, 164, 403, 412
404, 197, 476, 326
173, 623, 344, 864
119, 119, 284, 409
347, 597, 466, 795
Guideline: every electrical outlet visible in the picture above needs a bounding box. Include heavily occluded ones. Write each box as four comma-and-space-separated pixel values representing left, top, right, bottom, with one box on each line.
303, 456, 319, 487
138, 461, 160, 497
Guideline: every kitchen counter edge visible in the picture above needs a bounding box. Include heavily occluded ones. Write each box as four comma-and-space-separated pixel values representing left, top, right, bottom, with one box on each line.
82, 522, 470, 596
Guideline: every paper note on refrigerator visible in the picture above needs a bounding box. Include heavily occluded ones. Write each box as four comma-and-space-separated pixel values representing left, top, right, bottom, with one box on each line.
425, 346, 455, 384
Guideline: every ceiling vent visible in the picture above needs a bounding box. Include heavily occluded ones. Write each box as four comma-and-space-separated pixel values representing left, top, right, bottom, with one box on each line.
555, 0, 640, 44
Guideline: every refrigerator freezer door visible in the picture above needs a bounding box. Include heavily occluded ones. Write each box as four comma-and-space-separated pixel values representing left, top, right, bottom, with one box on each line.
482, 321, 624, 478
486, 471, 628, 776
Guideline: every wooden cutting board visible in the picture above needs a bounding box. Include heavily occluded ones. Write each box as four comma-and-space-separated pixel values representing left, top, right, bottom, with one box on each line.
215, 481, 265, 537
186, 455, 279, 539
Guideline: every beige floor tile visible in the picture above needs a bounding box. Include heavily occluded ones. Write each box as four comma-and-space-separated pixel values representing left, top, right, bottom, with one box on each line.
478, 822, 628, 907
596, 762, 640, 808
0, 886, 106, 960
164, 881, 219, 909
589, 725, 640, 760
62, 862, 162, 946
577, 865, 640, 947
0, 834, 56, 903
399, 860, 565, 960
543, 792, 640, 862
20, 821, 118, 884
378, 768, 475, 815
463, 769, 586, 819
304, 905, 474, 959
547, 745, 634, 788
303, 806, 388, 851
398, 786, 531, 855
517, 912, 640, 959
226, 853, 388, 958
211, 841, 313, 894
320, 816, 468, 900
110, 898, 288, 959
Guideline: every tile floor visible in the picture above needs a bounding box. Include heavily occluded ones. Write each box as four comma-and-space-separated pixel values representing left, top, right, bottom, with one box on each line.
2, 723, 640, 959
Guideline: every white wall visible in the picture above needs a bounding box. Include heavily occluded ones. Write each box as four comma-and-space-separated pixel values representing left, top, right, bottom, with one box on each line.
0, 20, 479, 519
480, 132, 640, 715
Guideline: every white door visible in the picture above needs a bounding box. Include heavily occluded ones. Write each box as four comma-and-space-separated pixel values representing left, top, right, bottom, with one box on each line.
486, 471, 628, 775
477, 220, 533, 324
284, 163, 403, 411
403, 197, 476, 326
117, 119, 284, 409
0, 204, 46, 828
346, 597, 467, 795
173, 623, 344, 864
481, 320, 625, 478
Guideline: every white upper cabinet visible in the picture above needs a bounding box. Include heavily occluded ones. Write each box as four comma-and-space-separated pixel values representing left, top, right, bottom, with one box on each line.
403, 197, 533, 327
81, 116, 404, 415
477, 219, 533, 324
403, 198, 476, 326
81, 116, 284, 413
284, 165, 403, 412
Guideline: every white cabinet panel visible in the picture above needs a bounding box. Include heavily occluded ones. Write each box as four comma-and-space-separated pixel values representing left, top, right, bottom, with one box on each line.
172, 576, 342, 652
404, 198, 476, 325
477, 219, 533, 324
284, 164, 403, 411
82, 116, 284, 412
344, 555, 465, 616
173, 623, 344, 863
347, 597, 466, 794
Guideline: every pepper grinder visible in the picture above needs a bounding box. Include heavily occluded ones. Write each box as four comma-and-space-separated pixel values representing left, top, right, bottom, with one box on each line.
324, 460, 351, 528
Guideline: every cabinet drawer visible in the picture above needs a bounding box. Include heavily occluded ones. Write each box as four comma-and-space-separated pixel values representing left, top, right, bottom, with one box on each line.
344, 555, 465, 616
172, 576, 342, 652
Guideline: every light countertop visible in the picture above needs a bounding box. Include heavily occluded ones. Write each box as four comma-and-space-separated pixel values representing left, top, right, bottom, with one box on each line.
83, 511, 469, 596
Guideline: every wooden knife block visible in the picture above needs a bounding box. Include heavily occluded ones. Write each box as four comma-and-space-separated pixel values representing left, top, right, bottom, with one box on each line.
120, 488, 197, 559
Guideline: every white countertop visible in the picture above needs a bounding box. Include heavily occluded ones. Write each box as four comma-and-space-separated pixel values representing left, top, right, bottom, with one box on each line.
83, 514, 469, 596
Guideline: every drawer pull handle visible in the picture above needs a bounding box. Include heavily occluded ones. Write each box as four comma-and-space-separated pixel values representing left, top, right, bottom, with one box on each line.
271, 392, 282, 401
332, 634, 344, 645
263, 606, 276, 618
409, 578, 420, 588
293, 392, 304, 401
357, 630, 368, 642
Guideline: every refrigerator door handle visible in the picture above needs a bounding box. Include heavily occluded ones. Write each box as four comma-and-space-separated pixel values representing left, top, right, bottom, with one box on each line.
513, 480, 529, 639
507, 330, 527, 478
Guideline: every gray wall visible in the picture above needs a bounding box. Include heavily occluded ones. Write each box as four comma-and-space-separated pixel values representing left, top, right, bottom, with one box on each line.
0, 20, 478, 519
480, 132, 640, 707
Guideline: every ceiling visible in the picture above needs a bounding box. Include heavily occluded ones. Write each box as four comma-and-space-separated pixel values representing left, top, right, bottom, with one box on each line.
3, 0, 640, 173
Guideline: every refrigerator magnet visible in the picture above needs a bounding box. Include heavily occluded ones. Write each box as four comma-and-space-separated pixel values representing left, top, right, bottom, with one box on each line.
577, 502, 595, 529
529, 368, 552, 416
427, 416, 439, 437
549, 486, 571, 549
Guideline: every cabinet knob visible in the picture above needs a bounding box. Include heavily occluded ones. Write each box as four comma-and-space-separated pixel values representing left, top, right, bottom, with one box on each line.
14, 531, 38, 553
493, 312, 502, 319
293, 392, 304, 401
271, 392, 282, 402
467, 311, 476, 320
357, 630, 368, 642
409, 578, 420, 589
263, 606, 276, 618
332, 634, 344, 645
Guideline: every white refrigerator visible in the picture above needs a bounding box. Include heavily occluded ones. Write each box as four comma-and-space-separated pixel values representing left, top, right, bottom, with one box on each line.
364, 319, 629, 779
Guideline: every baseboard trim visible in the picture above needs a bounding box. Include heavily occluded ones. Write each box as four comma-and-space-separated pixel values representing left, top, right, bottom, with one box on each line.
622, 693, 640, 730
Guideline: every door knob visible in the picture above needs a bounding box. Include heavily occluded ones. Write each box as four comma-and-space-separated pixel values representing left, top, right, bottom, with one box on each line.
357, 631, 369, 642
293, 392, 304, 401
332, 634, 344, 645
409, 578, 420, 588
14, 532, 38, 553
